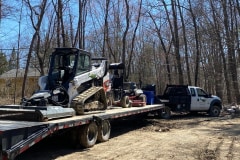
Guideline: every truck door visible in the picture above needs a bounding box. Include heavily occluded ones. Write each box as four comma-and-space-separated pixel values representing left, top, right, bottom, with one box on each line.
190, 88, 209, 110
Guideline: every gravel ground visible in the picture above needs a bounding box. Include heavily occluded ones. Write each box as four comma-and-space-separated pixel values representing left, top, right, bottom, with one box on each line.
16, 111, 240, 160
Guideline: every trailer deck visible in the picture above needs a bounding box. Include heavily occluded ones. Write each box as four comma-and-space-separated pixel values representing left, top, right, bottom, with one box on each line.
0, 104, 164, 160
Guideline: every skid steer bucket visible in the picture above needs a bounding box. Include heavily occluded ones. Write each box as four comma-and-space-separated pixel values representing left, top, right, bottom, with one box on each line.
0, 105, 76, 122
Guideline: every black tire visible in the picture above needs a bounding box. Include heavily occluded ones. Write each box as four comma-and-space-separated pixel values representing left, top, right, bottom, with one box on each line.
51, 86, 69, 106
120, 96, 131, 108
159, 106, 171, 119
209, 105, 221, 117
79, 122, 98, 148
97, 120, 111, 142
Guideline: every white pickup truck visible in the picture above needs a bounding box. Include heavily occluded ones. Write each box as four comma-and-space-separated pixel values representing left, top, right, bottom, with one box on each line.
158, 85, 222, 118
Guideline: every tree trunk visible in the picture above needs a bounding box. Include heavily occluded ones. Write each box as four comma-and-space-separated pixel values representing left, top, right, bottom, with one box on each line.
58, 0, 66, 47
221, 0, 240, 103
188, 0, 201, 86
171, 0, 183, 84
102, 0, 110, 57
177, 0, 191, 85
210, 0, 231, 103
162, 0, 174, 84
126, 0, 142, 80
22, 0, 47, 98
74, 0, 87, 49
122, 0, 130, 81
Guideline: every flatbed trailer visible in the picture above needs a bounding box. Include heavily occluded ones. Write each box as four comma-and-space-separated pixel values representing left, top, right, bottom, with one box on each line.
0, 104, 164, 160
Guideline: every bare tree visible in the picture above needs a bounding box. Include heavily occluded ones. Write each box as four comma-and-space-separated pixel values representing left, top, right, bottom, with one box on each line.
209, 0, 231, 102
221, 0, 240, 103
148, 11, 172, 84
177, 0, 192, 85
21, 0, 47, 98
126, 0, 142, 80
73, 0, 87, 49
52, 0, 66, 47
187, 0, 201, 86
162, 0, 183, 84
171, 0, 183, 84
122, 0, 130, 81
102, 0, 110, 57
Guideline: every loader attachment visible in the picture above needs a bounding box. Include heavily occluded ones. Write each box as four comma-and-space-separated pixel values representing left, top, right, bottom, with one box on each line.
0, 105, 75, 122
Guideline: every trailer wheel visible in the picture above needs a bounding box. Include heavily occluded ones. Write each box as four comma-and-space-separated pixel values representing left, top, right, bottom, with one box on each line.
159, 106, 171, 119
97, 120, 111, 142
209, 105, 221, 117
121, 96, 131, 108
79, 122, 98, 148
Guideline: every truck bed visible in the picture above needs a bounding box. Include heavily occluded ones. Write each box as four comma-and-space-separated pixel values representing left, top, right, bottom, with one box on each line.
0, 104, 164, 160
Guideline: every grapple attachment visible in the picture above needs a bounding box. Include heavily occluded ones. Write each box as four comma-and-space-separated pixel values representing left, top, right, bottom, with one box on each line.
0, 105, 75, 122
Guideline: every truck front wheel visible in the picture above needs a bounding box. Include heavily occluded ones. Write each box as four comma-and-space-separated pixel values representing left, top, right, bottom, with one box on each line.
209, 105, 221, 117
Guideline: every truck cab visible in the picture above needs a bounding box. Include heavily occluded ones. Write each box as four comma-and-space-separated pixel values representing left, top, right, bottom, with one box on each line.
158, 85, 222, 117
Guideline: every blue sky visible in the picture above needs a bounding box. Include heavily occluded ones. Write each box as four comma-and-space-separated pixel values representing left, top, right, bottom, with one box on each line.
0, 0, 79, 60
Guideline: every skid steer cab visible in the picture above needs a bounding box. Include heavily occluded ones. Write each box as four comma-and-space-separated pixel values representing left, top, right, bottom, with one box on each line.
108, 63, 146, 107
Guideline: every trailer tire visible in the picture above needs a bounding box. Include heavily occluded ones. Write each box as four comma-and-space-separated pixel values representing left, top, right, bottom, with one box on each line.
209, 105, 221, 117
121, 96, 131, 108
97, 120, 111, 142
79, 122, 98, 148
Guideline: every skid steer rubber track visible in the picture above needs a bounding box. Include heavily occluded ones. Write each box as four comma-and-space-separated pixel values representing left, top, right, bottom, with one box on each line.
71, 86, 107, 115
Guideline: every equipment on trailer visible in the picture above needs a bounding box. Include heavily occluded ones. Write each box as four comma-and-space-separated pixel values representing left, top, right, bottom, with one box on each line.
108, 63, 146, 107
0, 48, 109, 121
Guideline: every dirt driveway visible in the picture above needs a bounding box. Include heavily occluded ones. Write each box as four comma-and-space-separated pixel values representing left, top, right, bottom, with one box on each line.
17, 113, 240, 160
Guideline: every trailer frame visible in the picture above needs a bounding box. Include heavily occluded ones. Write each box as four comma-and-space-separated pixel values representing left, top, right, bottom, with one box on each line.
0, 104, 164, 160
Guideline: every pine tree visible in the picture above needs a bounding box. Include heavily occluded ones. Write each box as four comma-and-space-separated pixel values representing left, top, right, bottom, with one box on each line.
8, 48, 18, 70
0, 51, 8, 74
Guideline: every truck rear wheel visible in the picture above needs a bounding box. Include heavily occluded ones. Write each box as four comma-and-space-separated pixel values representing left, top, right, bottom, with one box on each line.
97, 120, 111, 142
159, 106, 171, 119
79, 122, 98, 148
209, 105, 221, 117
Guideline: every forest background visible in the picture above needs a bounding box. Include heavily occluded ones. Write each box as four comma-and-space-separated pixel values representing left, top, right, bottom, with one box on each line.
0, 0, 240, 104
